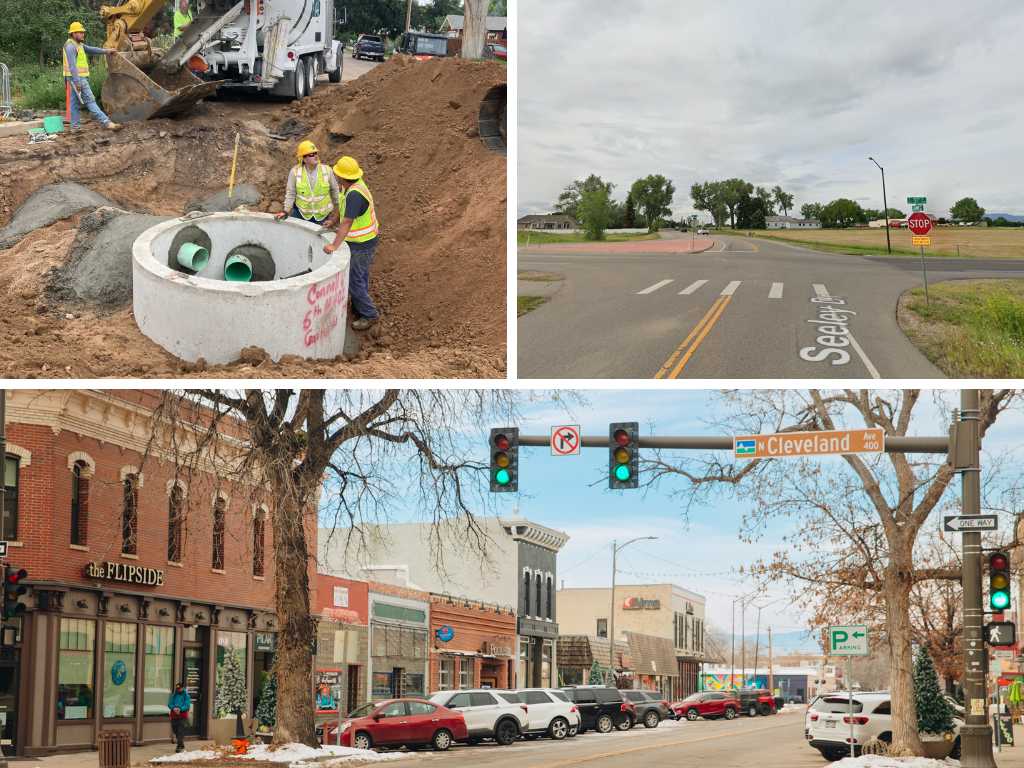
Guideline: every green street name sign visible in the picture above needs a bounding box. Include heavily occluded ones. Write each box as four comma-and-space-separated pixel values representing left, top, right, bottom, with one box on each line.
828, 624, 869, 656
911, 204, 925, 212
907, 196, 927, 204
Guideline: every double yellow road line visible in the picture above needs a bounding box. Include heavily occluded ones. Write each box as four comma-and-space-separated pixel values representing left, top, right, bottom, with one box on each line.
654, 295, 732, 378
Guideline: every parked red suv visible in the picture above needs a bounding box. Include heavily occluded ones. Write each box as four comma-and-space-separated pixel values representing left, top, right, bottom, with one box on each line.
672, 691, 740, 721
317, 698, 468, 751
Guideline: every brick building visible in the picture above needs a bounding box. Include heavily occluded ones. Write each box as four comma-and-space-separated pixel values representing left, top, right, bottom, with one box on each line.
313, 575, 368, 721
366, 582, 431, 702
0, 390, 313, 756
429, 594, 516, 692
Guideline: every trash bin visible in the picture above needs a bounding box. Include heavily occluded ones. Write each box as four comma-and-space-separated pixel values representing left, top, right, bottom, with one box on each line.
97, 729, 131, 768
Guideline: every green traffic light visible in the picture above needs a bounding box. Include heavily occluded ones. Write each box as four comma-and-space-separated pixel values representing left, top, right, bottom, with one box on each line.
614, 464, 631, 482
992, 590, 1011, 610
495, 468, 511, 486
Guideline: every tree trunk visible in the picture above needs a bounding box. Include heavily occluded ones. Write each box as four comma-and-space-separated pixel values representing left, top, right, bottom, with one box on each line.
268, 466, 318, 747
884, 569, 925, 755
462, 0, 487, 60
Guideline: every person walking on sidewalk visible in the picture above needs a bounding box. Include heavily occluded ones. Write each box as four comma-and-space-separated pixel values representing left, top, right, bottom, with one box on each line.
324, 155, 381, 331
168, 682, 192, 753
63, 22, 121, 131
275, 140, 340, 226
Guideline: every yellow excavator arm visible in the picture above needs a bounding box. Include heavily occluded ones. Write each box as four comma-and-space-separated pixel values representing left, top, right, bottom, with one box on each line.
100, 0, 168, 51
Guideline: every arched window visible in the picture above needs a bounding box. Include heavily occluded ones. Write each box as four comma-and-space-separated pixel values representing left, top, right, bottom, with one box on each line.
168, 485, 184, 562
71, 460, 90, 546
523, 571, 531, 616
535, 573, 543, 619
122, 474, 138, 555
546, 576, 553, 620
212, 496, 226, 570
253, 509, 266, 577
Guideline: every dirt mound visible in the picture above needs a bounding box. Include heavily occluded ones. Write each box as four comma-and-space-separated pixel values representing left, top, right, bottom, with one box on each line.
0, 57, 506, 378
45, 207, 170, 308
0, 182, 112, 250
186, 183, 262, 213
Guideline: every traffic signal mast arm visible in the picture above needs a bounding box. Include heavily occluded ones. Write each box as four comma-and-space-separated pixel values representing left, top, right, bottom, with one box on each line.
512, 434, 949, 453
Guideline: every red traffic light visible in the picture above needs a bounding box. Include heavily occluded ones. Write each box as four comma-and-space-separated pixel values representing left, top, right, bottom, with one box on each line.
613, 429, 630, 446
6, 569, 27, 584
991, 553, 1009, 571
493, 433, 510, 451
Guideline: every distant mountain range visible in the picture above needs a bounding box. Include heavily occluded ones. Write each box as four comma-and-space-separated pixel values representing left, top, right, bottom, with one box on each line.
986, 213, 1024, 222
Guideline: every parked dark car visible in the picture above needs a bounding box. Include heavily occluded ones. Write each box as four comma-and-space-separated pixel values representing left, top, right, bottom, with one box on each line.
396, 31, 449, 59
622, 690, 672, 728
672, 691, 740, 721
316, 698, 468, 751
732, 688, 778, 717
560, 686, 632, 734
353, 34, 385, 62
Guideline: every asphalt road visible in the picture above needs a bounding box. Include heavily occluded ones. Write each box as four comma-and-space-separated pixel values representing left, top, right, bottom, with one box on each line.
517, 232, 1024, 379
404, 713, 822, 768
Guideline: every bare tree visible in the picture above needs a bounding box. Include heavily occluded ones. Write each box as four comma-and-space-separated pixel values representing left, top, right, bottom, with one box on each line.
462, 0, 488, 60
147, 389, 519, 746
642, 390, 1017, 756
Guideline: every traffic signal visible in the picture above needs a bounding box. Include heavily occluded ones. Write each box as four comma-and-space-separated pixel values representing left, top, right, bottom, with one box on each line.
489, 427, 518, 492
2, 566, 28, 620
989, 551, 1012, 611
609, 422, 639, 489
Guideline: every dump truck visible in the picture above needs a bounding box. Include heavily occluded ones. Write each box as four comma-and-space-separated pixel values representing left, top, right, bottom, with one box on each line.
100, 0, 344, 122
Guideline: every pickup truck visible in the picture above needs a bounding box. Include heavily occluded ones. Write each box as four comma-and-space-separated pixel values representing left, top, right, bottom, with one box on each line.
733, 688, 777, 717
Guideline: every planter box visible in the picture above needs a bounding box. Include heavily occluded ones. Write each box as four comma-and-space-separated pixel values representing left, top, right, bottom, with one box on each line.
920, 735, 954, 759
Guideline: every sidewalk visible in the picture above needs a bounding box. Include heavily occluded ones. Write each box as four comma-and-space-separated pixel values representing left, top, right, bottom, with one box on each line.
20, 741, 215, 768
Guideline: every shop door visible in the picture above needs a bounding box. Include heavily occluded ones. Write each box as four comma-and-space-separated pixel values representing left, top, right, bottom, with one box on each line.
0, 653, 18, 757
183, 646, 206, 737
346, 666, 359, 715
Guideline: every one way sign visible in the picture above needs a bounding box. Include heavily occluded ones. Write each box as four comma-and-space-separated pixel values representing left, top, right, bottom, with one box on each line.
943, 515, 998, 532
985, 622, 1016, 647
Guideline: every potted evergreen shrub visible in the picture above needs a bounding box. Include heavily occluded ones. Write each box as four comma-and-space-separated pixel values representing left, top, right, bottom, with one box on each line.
914, 646, 956, 758
215, 647, 249, 752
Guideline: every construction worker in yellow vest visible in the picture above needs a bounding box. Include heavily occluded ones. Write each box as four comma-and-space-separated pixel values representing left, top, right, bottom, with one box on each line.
325, 156, 381, 330
275, 140, 340, 226
63, 22, 121, 131
173, 0, 194, 39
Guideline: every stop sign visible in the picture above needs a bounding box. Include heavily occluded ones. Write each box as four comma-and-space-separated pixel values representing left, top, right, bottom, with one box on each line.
907, 212, 932, 235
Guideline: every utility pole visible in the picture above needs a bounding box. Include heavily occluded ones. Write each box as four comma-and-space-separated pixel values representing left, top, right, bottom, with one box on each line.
730, 598, 736, 689
868, 156, 892, 255
405, 0, 413, 32
958, 389, 997, 768
768, 626, 774, 696
752, 604, 762, 685
608, 536, 657, 685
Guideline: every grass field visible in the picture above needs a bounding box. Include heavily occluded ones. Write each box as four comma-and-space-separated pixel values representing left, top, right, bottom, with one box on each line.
744, 227, 1024, 259
5, 60, 107, 110
517, 296, 547, 316
517, 230, 659, 246
898, 279, 1024, 377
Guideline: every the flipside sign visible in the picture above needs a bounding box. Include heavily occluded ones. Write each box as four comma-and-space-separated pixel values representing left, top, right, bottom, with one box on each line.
84, 561, 165, 587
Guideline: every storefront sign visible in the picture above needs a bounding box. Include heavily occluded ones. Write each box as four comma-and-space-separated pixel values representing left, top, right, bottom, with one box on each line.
84, 561, 165, 586
436, 625, 455, 642
110, 660, 128, 685
482, 641, 513, 657
623, 597, 661, 611
255, 632, 276, 652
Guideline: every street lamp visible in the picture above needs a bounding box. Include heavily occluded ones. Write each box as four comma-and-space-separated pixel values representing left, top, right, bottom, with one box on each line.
609, 536, 659, 683
868, 157, 892, 255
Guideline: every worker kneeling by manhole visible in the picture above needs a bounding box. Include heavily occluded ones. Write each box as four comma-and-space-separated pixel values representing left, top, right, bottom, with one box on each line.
133, 212, 350, 364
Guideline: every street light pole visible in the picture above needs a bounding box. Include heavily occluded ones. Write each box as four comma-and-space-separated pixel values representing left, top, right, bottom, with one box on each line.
869, 156, 892, 255
608, 536, 658, 685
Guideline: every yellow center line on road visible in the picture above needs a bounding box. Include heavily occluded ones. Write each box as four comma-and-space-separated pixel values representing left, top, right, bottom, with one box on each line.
654, 295, 732, 379
525, 720, 793, 768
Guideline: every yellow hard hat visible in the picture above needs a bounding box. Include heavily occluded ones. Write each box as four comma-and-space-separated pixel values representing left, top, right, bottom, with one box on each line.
332, 156, 363, 181
68, 21, 86, 34
296, 140, 319, 162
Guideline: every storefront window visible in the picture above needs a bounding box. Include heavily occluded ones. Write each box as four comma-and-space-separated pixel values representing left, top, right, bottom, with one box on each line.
2, 455, 18, 541
541, 639, 553, 687
402, 672, 424, 696
439, 656, 455, 690
458, 659, 472, 689
371, 672, 392, 698
144, 626, 175, 715
215, 631, 248, 718
58, 618, 95, 720
104, 622, 137, 718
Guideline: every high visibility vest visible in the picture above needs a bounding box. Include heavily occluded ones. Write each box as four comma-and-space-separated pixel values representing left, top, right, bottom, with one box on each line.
62, 39, 90, 78
344, 180, 379, 243
173, 9, 193, 38
294, 164, 334, 221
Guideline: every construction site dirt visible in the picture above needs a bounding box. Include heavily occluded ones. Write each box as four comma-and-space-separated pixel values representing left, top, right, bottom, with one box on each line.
0, 56, 506, 379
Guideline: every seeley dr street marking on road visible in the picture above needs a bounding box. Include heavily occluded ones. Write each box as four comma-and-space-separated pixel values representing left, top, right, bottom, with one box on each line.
525, 720, 793, 768
654, 295, 732, 379
799, 287, 881, 378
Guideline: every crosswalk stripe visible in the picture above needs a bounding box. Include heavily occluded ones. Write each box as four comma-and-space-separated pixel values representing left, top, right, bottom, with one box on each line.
679, 280, 708, 295
812, 283, 829, 297
769, 282, 784, 299
721, 281, 742, 296
637, 279, 674, 295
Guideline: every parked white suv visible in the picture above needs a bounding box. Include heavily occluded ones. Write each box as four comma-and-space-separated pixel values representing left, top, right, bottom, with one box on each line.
429, 689, 528, 746
807, 691, 962, 762
508, 688, 581, 740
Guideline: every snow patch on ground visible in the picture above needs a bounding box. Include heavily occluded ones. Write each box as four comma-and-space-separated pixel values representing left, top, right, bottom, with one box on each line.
827, 756, 960, 768
152, 751, 221, 763
152, 744, 409, 765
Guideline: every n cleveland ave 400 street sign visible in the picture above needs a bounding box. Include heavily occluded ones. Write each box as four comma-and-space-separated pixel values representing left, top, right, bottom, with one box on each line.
734, 428, 884, 460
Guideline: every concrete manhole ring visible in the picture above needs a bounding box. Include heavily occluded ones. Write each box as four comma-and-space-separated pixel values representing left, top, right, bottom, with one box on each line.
133, 212, 350, 363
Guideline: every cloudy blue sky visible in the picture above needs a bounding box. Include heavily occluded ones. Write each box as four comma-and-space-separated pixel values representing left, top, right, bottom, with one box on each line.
328, 390, 1024, 650
517, 0, 1024, 220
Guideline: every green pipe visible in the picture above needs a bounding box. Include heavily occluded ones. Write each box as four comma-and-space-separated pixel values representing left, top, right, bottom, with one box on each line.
224, 253, 253, 282
176, 242, 209, 271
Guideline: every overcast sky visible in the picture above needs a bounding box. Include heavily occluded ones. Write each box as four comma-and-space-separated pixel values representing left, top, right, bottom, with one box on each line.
518, 0, 1024, 220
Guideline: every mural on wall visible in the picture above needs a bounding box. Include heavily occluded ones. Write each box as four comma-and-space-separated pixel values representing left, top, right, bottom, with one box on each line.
702, 674, 768, 690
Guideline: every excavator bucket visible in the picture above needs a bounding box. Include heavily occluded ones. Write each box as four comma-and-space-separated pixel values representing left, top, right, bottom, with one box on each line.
478, 83, 507, 156
101, 52, 218, 123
